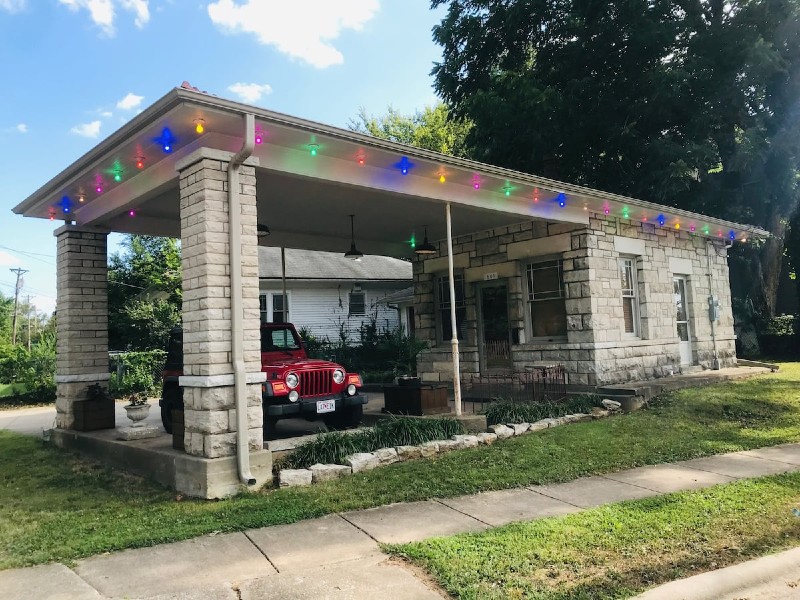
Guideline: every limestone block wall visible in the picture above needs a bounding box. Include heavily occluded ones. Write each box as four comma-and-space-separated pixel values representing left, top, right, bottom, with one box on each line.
54, 226, 109, 429
414, 214, 737, 388
177, 149, 264, 458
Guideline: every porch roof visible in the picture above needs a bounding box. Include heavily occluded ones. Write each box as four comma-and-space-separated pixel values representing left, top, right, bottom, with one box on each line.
13, 85, 769, 256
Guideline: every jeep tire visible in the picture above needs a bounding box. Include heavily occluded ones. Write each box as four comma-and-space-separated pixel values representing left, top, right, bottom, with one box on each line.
160, 383, 183, 434
324, 404, 363, 430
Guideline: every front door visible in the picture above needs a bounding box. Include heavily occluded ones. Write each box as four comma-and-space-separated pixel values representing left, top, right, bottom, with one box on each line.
674, 276, 693, 366
478, 283, 512, 372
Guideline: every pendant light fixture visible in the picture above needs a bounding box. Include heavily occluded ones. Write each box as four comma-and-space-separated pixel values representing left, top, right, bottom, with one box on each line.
414, 225, 437, 255
344, 214, 364, 261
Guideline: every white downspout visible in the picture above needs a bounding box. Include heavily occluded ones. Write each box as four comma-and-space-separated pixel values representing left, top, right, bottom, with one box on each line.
446, 203, 462, 415
229, 113, 256, 485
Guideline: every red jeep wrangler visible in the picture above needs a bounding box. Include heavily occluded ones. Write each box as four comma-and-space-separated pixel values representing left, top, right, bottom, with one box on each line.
160, 323, 367, 436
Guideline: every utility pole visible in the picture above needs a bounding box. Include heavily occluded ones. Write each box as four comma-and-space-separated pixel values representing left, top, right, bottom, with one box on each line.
9, 268, 28, 346
26, 295, 32, 351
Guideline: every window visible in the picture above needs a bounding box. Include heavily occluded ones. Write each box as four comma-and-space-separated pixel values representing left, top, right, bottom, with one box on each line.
619, 257, 640, 336
261, 326, 301, 352
260, 293, 289, 323
437, 273, 466, 341
348, 291, 366, 315
526, 260, 567, 338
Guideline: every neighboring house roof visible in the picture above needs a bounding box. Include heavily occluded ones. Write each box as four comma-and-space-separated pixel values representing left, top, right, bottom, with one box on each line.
258, 247, 412, 281
378, 286, 414, 305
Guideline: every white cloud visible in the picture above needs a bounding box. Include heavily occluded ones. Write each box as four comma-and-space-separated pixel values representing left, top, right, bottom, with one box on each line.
0, 0, 26, 13
31, 295, 56, 315
70, 120, 102, 138
15, 123, 27, 133
100, 110, 113, 118
58, 0, 150, 35
227, 82, 272, 104
120, 0, 148, 27
207, 0, 380, 68
116, 92, 143, 110
0, 250, 24, 267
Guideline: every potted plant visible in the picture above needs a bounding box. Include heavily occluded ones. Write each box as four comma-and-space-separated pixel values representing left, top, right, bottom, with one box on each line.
123, 392, 151, 426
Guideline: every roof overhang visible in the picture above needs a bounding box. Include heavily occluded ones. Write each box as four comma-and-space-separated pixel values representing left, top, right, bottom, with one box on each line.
13, 86, 769, 256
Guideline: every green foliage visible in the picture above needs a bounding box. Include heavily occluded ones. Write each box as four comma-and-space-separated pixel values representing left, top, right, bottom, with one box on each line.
108, 235, 181, 350
108, 350, 167, 397
280, 416, 466, 469
482, 395, 602, 426
432, 0, 800, 316
0, 333, 55, 402
349, 103, 472, 157
764, 314, 798, 336
299, 320, 427, 378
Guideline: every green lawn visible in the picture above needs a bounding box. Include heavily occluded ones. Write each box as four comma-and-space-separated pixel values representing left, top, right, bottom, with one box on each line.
0, 383, 26, 398
389, 473, 800, 599
1, 364, 799, 570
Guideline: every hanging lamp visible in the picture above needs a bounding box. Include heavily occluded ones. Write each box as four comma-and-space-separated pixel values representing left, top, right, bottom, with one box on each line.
414, 225, 437, 255
344, 214, 364, 261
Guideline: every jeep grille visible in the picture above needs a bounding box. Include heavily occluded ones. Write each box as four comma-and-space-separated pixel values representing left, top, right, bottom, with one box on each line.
299, 369, 333, 397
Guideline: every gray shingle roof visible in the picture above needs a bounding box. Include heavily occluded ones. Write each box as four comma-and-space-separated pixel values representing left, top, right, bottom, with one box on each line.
258, 247, 412, 281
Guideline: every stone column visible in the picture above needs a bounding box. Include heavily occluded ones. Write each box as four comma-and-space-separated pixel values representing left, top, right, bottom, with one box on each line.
54, 225, 110, 429
175, 148, 265, 471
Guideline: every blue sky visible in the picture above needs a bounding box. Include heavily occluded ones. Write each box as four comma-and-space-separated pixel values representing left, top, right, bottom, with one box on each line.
0, 0, 445, 314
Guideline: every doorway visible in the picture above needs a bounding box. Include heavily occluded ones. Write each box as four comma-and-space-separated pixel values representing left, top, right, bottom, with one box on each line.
478, 282, 512, 372
673, 276, 694, 366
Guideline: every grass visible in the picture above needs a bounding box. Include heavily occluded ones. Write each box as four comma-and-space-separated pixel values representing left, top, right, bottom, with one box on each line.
0, 383, 26, 398
0, 383, 53, 410
281, 416, 465, 469
1, 363, 799, 570
389, 473, 800, 599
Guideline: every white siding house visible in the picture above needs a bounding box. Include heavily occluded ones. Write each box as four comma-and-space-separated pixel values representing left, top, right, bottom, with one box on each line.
258, 247, 412, 342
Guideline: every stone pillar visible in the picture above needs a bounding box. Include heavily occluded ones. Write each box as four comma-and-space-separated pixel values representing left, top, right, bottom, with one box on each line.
175, 148, 266, 482
54, 226, 110, 429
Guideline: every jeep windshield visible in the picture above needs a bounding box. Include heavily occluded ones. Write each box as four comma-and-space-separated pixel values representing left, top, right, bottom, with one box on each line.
261, 327, 302, 352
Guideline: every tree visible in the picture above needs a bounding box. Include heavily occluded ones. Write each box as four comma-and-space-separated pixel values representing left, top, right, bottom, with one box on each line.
432, 0, 800, 316
108, 235, 182, 350
349, 103, 472, 157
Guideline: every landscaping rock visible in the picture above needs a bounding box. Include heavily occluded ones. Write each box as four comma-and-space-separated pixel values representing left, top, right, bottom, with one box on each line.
540, 417, 561, 428
477, 432, 498, 445
436, 439, 461, 453
528, 420, 550, 432
309, 463, 352, 483
509, 423, 530, 436
375, 447, 400, 466
601, 399, 622, 412
396, 445, 423, 460
420, 441, 440, 457
488, 424, 514, 439
452, 434, 480, 448
345, 452, 380, 473
591, 407, 611, 419
278, 469, 313, 487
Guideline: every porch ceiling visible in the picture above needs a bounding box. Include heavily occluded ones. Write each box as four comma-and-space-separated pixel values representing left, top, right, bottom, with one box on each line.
13, 86, 770, 254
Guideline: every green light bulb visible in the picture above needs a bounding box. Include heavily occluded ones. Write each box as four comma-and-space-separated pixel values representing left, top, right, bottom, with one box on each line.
114, 173, 122, 182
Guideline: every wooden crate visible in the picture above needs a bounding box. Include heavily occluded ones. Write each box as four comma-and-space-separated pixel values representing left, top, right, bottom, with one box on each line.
383, 385, 450, 416
72, 398, 115, 431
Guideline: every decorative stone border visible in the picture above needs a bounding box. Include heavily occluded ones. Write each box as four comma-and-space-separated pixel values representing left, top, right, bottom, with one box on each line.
277, 402, 621, 488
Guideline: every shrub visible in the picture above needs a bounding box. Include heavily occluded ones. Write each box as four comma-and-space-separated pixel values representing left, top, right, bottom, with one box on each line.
0, 334, 56, 402
108, 350, 167, 397
482, 394, 601, 426
280, 416, 466, 469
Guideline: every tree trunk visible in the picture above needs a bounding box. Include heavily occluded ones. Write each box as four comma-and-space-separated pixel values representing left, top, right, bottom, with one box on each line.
753, 207, 786, 318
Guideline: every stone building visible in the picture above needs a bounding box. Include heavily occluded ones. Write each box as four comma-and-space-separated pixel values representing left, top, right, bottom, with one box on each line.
414, 216, 737, 387
12, 84, 766, 497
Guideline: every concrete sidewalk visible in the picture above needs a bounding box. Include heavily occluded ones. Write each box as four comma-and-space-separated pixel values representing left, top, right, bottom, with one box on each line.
2, 444, 800, 599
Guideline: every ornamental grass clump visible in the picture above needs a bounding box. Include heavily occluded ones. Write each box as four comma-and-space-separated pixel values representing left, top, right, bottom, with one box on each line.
483, 394, 601, 426
281, 416, 466, 469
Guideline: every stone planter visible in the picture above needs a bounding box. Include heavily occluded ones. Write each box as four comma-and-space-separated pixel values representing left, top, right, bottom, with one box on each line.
124, 403, 151, 426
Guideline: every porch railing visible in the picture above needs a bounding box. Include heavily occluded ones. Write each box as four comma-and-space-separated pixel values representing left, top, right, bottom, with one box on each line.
461, 365, 567, 411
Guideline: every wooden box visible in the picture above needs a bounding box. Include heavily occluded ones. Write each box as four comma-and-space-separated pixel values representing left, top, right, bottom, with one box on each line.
72, 398, 115, 431
383, 385, 450, 416
172, 409, 185, 451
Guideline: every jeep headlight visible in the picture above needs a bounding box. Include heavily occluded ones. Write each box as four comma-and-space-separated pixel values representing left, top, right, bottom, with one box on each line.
286, 372, 299, 389
332, 369, 345, 384
347, 384, 356, 396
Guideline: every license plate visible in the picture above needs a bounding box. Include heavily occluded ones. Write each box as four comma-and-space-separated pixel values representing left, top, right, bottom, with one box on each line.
316, 400, 335, 414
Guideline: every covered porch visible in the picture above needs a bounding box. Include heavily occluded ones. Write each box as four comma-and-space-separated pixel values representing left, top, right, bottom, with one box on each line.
13, 85, 766, 498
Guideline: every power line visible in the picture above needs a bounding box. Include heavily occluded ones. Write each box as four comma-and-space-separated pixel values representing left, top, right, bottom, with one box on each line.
9, 268, 28, 345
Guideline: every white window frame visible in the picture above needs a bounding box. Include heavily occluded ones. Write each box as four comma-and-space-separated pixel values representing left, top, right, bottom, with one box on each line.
259, 291, 291, 323
348, 290, 366, 316
618, 256, 641, 337
435, 272, 466, 343
524, 258, 568, 342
